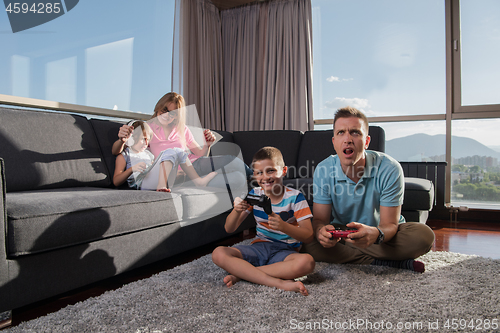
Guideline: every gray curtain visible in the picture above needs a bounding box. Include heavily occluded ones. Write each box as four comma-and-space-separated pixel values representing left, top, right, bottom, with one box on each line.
172, 0, 225, 130
173, 0, 314, 132
222, 0, 314, 132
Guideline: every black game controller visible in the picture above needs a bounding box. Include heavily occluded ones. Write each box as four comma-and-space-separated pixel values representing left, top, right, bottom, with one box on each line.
244, 194, 273, 215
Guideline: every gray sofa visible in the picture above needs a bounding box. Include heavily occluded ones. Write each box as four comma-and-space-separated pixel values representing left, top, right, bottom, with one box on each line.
0, 106, 435, 316
0, 107, 251, 315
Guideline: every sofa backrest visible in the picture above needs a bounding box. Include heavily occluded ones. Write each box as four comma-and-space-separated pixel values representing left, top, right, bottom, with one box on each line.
232, 126, 385, 180
294, 126, 385, 178
0, 107, 111, 192
89, 118, 126, 187
233, 130, 303, 173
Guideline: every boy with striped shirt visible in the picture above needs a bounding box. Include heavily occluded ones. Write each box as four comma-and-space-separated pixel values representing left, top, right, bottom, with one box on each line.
212, 147, 315, 296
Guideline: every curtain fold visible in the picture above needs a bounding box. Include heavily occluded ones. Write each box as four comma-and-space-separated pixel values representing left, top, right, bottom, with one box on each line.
222, 0, 314, 132
173, 0, 225, 130
173, 0, 314, 132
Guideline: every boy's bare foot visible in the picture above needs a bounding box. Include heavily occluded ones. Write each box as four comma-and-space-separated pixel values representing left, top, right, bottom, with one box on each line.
156, 187, 171, 192
281, 280, 309, 296
223, 274, 240, 287
223, 275, 308, 296
193, 171, 218, 187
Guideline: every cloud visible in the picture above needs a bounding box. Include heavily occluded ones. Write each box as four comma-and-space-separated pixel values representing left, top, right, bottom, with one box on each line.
326, 76, 353, 82
324, 97, 371, 111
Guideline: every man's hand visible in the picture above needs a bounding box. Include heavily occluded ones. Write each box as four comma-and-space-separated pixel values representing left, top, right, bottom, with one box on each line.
119, 124, 134, 143
344, 222, 379, 248
316, 224, 341, 248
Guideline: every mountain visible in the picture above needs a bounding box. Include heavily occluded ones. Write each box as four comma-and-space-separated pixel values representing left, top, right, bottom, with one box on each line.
386, 134, 500, 161
488, 145, 500, 153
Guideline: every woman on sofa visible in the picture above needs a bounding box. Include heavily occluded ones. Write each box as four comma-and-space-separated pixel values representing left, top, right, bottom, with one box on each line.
112, 92, 250, 190
112, 120, 217, 191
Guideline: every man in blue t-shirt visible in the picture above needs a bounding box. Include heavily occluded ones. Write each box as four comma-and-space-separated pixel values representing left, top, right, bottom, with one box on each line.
302, 107, 435, 272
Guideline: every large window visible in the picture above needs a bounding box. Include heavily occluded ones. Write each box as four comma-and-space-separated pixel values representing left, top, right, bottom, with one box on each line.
0, 0, 175, 115
459, 0, 500, 106
312, 0, 500, 210
312, 0, 446, 120
449, 0, 500, 208
451, 119, 500, 208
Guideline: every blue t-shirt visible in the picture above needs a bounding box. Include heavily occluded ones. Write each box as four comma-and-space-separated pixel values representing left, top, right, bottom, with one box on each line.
313, 150, 405, 227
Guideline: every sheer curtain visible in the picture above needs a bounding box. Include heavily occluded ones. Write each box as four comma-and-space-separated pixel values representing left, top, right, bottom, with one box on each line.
173, 0, 314, 132
172, 0, 225, 130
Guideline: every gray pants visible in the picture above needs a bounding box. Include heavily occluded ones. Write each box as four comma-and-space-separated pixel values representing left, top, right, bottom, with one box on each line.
301, 222, 435, 265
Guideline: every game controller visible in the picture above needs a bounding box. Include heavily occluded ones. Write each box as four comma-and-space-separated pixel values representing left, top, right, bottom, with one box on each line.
244, 194, 273, 215
328, 228, 358, 239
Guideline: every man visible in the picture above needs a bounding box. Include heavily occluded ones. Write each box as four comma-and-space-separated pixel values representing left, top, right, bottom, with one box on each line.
302, 107, 435, 272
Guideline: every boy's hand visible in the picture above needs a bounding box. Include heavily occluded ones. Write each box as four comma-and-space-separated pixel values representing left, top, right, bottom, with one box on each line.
132, 162, 147, 173
267, 212, 286, 231
233, 197, 250, 213
118, 124, 134, 143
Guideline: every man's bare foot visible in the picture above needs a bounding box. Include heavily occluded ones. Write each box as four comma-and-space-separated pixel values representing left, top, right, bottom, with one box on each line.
156, 187, 171, 192
223, 274, 240, 288
193, 171, 218, 187
281, 280, 309, 296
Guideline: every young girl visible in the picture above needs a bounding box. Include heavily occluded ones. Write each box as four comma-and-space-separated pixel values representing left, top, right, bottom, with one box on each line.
113, 121, 217, 192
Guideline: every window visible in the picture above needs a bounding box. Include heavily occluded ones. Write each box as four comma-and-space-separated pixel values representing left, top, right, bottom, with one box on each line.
312, 0, 446, 120
450, 0, 500, 208
459, 0, 500, 106
312, 0, 500, 210
0, 0, 175, 114
451, 119, 500, 208
374, 121, 446, 162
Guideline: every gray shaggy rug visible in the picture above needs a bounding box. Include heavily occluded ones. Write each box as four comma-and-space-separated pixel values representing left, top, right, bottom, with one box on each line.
6, 245, 500, 333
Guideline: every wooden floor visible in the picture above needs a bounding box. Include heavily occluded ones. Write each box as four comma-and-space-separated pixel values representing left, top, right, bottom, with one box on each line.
2, 219, 500, 330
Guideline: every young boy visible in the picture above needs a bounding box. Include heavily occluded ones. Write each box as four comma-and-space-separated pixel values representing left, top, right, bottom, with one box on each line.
211, 147, 315, 296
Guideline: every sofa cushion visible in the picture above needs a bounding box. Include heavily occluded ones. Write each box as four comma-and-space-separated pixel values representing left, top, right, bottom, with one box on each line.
0, 107, 110, 192
89, 118, 125, 186
233, 130, 303, 175
209, 137, 242, 159
367, 126, 385, 153
212, 130, 234, 143
173, 186, 237, 221
6, 187, 183, 257
295, 130, 336, 179
403, 177, 434, 211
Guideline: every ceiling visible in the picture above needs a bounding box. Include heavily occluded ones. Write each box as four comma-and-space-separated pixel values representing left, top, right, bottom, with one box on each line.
210, 0, 264, 10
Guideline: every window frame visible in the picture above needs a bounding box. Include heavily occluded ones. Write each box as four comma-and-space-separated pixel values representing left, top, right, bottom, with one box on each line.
450, 0, 500, 116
